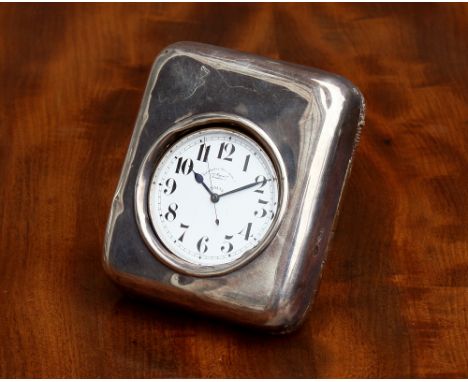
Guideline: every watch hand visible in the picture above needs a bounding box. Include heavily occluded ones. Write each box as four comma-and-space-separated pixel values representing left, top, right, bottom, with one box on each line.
203, 136, 220, 225
193, 171, 220, 204
218, 179, 271, 199
193, 160, 220, 226
193, 171, 215, 196
193, 171, 220, 203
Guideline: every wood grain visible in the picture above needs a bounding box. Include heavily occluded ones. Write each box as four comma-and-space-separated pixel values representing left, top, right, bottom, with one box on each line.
0, 3, 467, 378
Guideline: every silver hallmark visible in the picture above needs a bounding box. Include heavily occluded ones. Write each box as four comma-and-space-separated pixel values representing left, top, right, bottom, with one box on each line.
103, 42, 365, 333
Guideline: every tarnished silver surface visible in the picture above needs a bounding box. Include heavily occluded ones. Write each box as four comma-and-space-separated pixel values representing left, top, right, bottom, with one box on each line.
103, 41, 365, 333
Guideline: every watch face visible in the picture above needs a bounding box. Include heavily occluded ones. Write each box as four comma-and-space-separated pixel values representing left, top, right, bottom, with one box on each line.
147, 128, 280, 268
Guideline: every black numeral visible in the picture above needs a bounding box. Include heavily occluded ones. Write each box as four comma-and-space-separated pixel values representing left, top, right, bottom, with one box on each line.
163, 178, 177, 195
197, 236, 209, 254
221, 235, 234, 254
197, 144, 211, 162
254, 208, 275, 219
242, 155, 250, 172
175, 157, 193, 175
178, 223, 189, 242
238, 223, 252, 241
254, 208, 267, 218
217, 142, 235, 161
164, 203, 178, 221
254, 175, 267, 193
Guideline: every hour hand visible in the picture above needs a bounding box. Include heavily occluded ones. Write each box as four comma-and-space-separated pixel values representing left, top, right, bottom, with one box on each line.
193, 171, 212, 194
193, 171, 220, 202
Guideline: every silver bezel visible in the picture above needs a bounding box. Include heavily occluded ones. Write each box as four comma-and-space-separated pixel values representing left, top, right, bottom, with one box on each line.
134, 112, 289, 277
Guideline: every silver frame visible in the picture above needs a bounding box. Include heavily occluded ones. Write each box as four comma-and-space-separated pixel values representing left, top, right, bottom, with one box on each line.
103, 42, 365, 332
134, 112, 289, 277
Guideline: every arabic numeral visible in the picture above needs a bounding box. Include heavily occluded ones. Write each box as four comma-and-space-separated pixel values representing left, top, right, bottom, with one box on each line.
175, 157, 193, 175
164, 203, 178, 221
178, 223, 189, 242
254, 208, 267, 218
163, 178, 177, 195
238, 222, 252, 241
197, 143, 211, 162
197, 236, 209, 254
217, 142, 235, 161
254, 175, 267, 193
243, 154, 250, 172
221, 235, 234, 254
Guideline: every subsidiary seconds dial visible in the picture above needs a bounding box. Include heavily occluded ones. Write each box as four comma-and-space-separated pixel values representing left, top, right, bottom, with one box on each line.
148, 128, 280, 267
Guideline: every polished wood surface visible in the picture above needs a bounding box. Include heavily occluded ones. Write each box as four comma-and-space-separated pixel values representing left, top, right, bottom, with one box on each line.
0, 3, 467, 378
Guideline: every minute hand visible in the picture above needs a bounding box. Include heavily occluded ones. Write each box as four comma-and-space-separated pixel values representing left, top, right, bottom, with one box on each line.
218, 179, 269, 199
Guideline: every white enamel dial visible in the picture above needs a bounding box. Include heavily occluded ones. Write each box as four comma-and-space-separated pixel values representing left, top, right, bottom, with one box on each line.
148, 128, 279, 267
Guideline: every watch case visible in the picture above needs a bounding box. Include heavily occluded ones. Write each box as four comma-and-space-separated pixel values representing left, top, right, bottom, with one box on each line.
103, 41, 365, 333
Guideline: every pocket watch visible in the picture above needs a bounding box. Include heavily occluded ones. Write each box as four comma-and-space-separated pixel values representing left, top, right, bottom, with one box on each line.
104, 42, 365, 333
